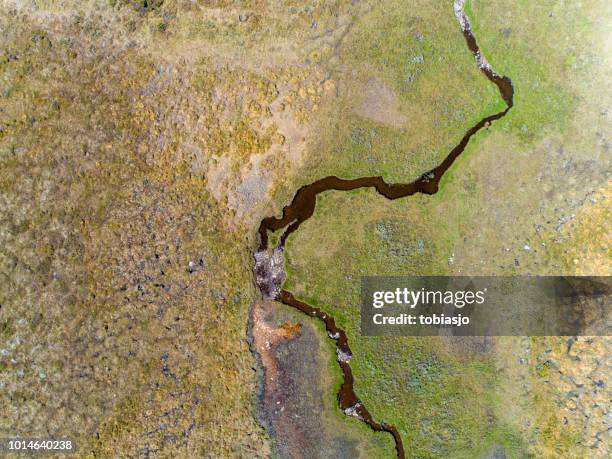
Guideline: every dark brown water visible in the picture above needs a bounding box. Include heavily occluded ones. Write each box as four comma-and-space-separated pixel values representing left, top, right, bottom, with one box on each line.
254, 13, 514, 459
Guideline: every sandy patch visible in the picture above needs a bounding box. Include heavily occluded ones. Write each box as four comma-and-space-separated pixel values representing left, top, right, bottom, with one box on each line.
354, 77, 407, 128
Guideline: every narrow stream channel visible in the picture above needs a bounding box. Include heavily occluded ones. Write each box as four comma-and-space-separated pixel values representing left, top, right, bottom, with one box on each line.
254, 3, 514, 458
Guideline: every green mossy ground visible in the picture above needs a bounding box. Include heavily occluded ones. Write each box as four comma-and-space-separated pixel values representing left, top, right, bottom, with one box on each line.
292, 0, 502, 184
282, 0, 610, 457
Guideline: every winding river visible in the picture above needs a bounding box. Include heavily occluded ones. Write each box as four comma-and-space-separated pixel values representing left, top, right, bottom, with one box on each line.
254, 3, 514, 457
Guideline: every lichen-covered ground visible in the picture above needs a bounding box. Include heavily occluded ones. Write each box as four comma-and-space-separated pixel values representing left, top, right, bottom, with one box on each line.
0, 0, 344, 455
1, 0, 609, 457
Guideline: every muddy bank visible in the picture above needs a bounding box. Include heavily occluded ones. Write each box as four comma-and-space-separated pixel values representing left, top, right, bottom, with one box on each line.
252, 300, 393, 458
251, 300, 306, 455
280, 291, 406, 458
